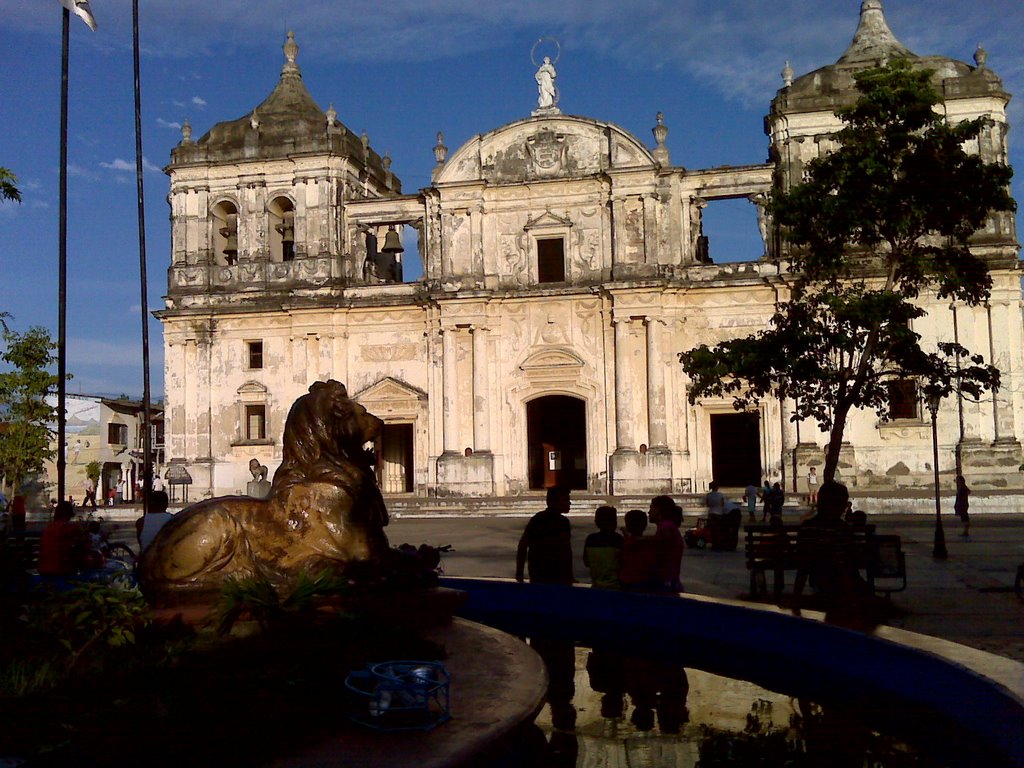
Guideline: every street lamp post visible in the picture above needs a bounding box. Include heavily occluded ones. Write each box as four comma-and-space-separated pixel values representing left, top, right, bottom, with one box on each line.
928, 393, 948, 560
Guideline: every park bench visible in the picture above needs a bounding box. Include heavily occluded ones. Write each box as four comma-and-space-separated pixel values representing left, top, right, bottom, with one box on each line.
1, 531, 43, 587
744, 523, 905, 599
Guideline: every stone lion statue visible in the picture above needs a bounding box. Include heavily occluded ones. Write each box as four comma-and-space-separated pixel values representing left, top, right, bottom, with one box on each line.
139, 380, 390, 605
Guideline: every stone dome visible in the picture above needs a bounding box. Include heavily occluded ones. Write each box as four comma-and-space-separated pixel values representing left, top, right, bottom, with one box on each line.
772, 1, 1007, 115
169, 32, 394, 188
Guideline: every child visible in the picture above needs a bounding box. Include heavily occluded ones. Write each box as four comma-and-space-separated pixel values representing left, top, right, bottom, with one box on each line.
619, 509, 659, 592
650, 497, 684, 593
583, 505, 623, 590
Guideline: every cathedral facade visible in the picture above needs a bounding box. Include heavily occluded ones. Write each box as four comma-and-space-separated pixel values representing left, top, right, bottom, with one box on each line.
159, 3, 1022, 500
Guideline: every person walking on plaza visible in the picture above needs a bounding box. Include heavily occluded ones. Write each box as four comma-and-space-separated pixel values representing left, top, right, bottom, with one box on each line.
515, 485, 573, 584
954, 474, 971, 537
83, 475, 98, 510
583, 505, 623, 590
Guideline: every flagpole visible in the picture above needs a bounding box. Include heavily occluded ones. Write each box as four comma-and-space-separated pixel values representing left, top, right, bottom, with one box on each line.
57, 7, 69, 507
133, 0, 152, 515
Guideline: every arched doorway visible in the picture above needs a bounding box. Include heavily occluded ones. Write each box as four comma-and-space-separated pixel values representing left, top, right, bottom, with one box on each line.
526, 395, 587, 490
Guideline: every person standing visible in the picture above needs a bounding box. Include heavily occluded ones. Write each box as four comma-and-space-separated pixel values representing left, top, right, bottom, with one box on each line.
650, 495, 684, 593
583, 505, 623, 590
515, 486, 573, 584
137, 490, 174, 551
37, 501, 87, 577
704, 482, 725, 517
807, 467, 819, 507
514, 485, 576, 730
761, 479, 773, 521
9, 495, 26, 536
954, 474, 971, 537
744, 481, 759, 522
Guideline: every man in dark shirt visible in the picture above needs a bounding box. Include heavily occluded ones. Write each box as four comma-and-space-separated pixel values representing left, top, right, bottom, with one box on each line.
515, 486, 573, 584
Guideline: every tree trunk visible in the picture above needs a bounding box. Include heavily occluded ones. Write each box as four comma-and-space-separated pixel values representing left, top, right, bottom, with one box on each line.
823, 404, 851, 483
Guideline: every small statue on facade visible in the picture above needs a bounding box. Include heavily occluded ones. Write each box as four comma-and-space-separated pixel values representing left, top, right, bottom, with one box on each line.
246, 458, 271, 499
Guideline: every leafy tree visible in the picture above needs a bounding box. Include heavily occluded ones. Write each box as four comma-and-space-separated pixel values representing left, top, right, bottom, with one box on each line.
680, 61, 1014, 481
0, 325, 61, 489
0, 168, 21, 203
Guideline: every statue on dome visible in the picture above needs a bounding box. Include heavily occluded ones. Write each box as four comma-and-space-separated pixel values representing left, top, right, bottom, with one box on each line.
535, 56, 557, 109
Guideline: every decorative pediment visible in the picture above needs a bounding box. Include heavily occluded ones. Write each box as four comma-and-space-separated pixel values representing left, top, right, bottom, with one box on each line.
237, 380, 268, 395
353, 376, 427, 404
520, 348, 584, 372
435, 116, 656, 185
524, 210, 573, 231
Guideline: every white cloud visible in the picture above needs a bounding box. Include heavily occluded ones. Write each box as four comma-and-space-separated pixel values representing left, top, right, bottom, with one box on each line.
191, 96, 207, 108
100, 157, 163, 174
157, 117, 182, 130
172, 99, 186, 108
67, 163, 99, 181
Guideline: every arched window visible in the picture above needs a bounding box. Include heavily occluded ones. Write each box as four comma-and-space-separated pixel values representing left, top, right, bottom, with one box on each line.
211, 200, 239, 265
268, 196, 295, 262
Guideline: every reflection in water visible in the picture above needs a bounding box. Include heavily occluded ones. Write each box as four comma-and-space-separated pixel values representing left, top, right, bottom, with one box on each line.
525, 647, 949, 768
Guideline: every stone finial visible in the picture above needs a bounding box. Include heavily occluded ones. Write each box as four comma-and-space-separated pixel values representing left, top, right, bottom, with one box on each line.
383, 153, 393, 190
250, 109, 260, 131
974, 43, 988, 69
361, 130, 369, 160
652, 112, 670, 165
781, 60, 794, 87
282, 31, 300, 75
839, 0, 914, 64
433, 131, 448, 165
180, 118, 192, 145
326, 103, 337, 127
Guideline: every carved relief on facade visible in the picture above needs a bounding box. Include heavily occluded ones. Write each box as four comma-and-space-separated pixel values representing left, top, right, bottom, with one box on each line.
361, 343, 420, 362
499, 232, 529, 286
622, 198, 645, 262
525, 127, 567, 178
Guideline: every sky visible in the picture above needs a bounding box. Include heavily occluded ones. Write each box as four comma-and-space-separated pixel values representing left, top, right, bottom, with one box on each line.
0, 0, 1022, 399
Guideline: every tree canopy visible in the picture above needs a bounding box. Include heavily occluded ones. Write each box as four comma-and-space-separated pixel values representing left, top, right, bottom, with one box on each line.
0, 167, 21, 204
679, 61, 1015, 481
0, 325, 60, 490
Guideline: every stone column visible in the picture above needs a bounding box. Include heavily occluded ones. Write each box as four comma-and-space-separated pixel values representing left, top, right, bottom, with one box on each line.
472, 325, 491, 452
988, 301, 1017, 441
613, 317, 635, 452
956, 304, 983, 442
183, 340, 197, 460
641, 193, 658, 266
196, 338, 212, 461
441, 327, 459, 454
469, 204, 484, 276
167, 341, 186, 459
645, 316, 667, 449
332, 331, 348, 389
308, 333, 324, 385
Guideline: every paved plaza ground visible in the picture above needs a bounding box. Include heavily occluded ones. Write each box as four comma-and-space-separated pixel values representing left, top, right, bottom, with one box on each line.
383, 512, 1024, 663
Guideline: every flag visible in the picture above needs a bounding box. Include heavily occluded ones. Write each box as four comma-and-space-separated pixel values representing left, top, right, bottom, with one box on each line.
58, 0, 97, 31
